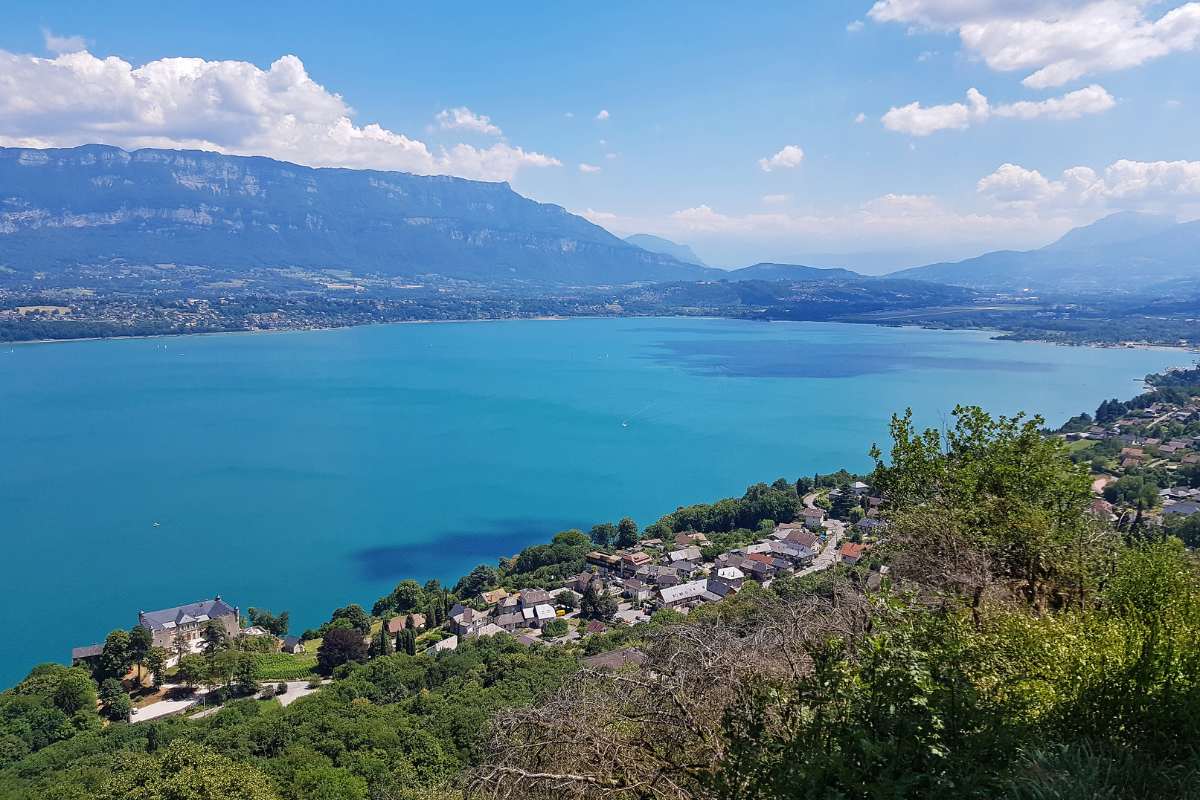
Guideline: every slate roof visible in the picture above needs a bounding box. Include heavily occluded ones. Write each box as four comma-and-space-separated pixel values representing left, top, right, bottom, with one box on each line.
139, 597, 237, 632
281, 636, 303, 650
71, 644, 103, 660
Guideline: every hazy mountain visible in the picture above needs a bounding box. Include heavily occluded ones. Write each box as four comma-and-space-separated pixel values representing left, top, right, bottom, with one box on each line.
1044, 211, 1177, 251
0, 145, 717, 285
891, 212, 1200, 293
727, 262, 862, 282
624, 233, 707, 266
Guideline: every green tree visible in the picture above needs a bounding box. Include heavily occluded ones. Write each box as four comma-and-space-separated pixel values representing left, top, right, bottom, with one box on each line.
317, 627, 367, 675
101, 692, 132, 723
201, 620, 229, 654
99, 739, 279, 800
580, 580, 618, 622
233, 654, 258, 696
174, 654, 208, 690
144, 647, 168, 687
97, 629, 132, 681
452, 565, 498, 598
616, 517, 640, 548
371, 623, 394, 658
129, 624, 154, 686
51, 668, 97, 716
590, 522, 617, 549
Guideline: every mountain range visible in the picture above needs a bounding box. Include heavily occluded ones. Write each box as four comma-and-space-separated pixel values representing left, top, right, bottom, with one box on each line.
892, 212, 1200, 293
0, 145, 717, 285
624, 233, 708, 266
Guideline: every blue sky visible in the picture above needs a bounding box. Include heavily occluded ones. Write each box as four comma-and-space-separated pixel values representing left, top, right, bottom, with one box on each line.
1, 1, 1198, 270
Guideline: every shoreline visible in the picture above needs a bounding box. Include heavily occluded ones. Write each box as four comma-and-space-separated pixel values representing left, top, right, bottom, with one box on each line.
4, 312, 1197, 353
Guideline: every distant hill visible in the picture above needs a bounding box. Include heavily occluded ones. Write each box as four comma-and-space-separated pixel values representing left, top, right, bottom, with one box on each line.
727, 262, 862, 282
0, 145, 717, 285
624, 234, 707, 266
891, 212, 1199, 293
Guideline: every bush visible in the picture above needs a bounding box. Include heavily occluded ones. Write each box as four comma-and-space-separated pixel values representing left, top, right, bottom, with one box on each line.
541, 619, 569, 638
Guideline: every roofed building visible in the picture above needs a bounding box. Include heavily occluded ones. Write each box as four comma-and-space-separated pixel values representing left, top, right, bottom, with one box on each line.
139, 596, 240, 655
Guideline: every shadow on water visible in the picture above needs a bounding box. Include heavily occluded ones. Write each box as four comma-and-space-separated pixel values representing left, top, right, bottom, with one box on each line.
645, 339, 1053, 378
351, 517, 586, 581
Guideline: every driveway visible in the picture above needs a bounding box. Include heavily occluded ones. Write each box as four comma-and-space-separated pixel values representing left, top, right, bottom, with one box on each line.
130, 685, 205, 722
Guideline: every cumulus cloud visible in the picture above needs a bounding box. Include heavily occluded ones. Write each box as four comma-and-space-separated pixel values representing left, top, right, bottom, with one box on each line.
435, 106, 502, 136
854, 112, 867, 123
883, 85, 1113, 135
757, 144, 805, 172
595, 109, 610, 121
578, 163, 601, 173
0, 49, 560, 182
978, 158, 1200, 209
868, 0, 1200, 88
42, 28, 87, 54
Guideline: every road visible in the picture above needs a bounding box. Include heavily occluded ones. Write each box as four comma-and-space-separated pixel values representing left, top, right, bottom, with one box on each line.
132, 680, 322, 723
796, 519, 845, 578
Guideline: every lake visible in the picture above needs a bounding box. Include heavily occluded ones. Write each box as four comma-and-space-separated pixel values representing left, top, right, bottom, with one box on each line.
0, 318, 1190, 685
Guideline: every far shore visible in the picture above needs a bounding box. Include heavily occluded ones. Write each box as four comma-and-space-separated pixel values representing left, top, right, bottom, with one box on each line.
3, 313, 1197, 354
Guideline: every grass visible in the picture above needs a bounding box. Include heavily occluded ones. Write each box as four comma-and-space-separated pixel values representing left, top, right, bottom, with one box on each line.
1067, 439, 1099, 453
250, 652, 318, 681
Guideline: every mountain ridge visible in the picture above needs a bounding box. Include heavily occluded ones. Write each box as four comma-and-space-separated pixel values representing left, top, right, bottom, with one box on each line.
0, 144, 718, 285
891, 212, 1200, 292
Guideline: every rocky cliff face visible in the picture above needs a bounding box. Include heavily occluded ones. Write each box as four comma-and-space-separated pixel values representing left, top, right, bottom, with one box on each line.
0, 145, 713, 284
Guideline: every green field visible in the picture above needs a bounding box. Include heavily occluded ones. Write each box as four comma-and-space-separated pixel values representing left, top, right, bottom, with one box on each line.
250, 652, 318, 681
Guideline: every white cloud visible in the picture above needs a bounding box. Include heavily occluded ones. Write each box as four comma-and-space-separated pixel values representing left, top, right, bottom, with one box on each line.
757, 144, 805, 172
0, 49, 561, 182
605, 152, 619, 160
576, 208, 617, 223
917, 49, 938, 61
42, 28, 87, 54
869, 0, 1200, 88
847, 20, 866, 32
1166, 98, 1183, 108
978, 158, 1200, 208
883, 85, 1113, 135
579, 163, 601, 173
595, 109, 610, 121
435, 106, 502, 136
761, 193, 791, 205
882, 87, 989, 135
854, 112, 867, 123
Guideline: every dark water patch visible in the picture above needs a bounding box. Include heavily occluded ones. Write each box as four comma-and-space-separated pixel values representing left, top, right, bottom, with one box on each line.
351, 517, 585, 582
646, 339, 1053, 378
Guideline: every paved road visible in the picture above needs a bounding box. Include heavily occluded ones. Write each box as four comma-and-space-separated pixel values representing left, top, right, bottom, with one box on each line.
133, 680, 322, 723
130, 685, 204, 722
796, 519, 845, 578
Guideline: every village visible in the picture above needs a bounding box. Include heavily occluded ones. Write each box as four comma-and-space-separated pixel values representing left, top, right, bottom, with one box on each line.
1061, 390, 1200, 526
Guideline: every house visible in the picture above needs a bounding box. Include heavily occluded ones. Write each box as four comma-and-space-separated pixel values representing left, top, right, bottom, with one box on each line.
620, 551, 652, 576
706, 577, 739, 598
448, 604, 491, 636
518, 588, 552, 608
521, 604, 558, 627
669, 560, 702, 579
281, 636, 306, 654
495, 611, 526, 632
850, 481, 871, 496
1164, 501, 1200, 518
70, 643, 103, 668
240, 626, 270, 638
667, 545, 702, 563
138, 596, 240, 656
658, 579, 714, 608
469, 623, 508, 639
479, 589, 509, 606
386, 613, 426, 634
622, 578, 653, 603
568, 571, 602, 595
582, 647, 646, 671
674, 532, 710, 547
586, 551, 622, 573
769, 541, 815, 567
745, 552, 781, 577
424, 635, 459, 655
715, 566, 745, 588
840, 542, 867, 565
585, 620, 608, 635
782, 529, 819, 550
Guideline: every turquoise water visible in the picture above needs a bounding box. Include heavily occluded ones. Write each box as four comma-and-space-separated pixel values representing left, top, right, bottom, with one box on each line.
0, 318, 1190, 685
